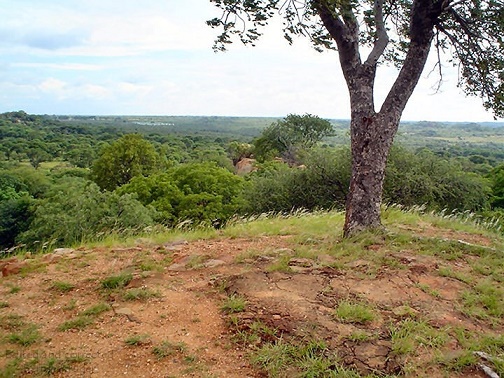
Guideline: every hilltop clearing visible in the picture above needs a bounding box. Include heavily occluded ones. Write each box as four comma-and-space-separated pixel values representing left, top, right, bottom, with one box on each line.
1, 209, 503, 377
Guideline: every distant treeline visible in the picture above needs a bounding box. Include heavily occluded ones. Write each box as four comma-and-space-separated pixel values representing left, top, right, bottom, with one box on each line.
1, 111, 503, 251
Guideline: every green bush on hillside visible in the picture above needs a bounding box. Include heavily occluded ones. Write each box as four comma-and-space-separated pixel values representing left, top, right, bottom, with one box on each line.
117, 162, 244, 226
17, 177, 154, 247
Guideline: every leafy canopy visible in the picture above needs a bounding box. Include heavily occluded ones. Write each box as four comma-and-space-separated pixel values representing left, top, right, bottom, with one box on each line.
91, 134, 164, 191
254, 113, 334, 162
208, 0, 504, 118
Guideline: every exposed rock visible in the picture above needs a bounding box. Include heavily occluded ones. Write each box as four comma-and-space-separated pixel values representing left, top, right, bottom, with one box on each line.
115, 307, 133, 316
53, 248, 75, 255
203, 259, 226, 268
1, 261, 28, 277
163, 240, 188, 251
235, 158, 256, 175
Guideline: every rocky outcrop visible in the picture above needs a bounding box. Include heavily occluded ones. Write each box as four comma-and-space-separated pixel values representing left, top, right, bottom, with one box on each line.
235, 158, 256, 175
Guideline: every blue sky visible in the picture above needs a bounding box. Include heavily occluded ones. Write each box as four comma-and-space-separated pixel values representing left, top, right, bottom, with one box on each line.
0, 0, 500, 122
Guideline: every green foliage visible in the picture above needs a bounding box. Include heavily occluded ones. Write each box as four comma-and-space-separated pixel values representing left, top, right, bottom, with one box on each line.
7, 324, 41, 346
57, 316, 94, 331
0, 196, 34, 249
123, 288, 161, 301
91, 134, 165, 191
50, 281, 75, 293
489, 164, 504, 208
101, 272, 133, 289
79, 303, 111, 316
385, 146, 492, 211
118, 162, 244, 225
253, 114, 334, 163
333, 300, 376, 324
221, 294, 247, 314
227, 141, 254, 164
251, 338, 369, 378
17, 177, 154, 248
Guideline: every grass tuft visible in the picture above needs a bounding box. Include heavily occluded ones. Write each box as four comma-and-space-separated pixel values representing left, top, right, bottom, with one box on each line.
221, 294, 247, 314
100, 272, 133, 289
333, 300, 376, 324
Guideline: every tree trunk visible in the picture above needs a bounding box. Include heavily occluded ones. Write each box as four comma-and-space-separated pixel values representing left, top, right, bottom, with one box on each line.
343, 112, 399, 237
315, 0, 442, 237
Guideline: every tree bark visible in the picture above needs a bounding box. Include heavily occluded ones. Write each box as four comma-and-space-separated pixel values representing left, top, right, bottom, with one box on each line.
314, 0, 447, 236
343, 111, 400, 237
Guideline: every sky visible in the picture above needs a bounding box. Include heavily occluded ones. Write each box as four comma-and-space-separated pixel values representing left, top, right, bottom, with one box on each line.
0, 0, 501, 122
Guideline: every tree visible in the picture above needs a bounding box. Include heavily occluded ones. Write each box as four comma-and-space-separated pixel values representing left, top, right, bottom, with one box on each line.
254, 114, 334, 163
91, 134, 164, 191
207, 0, 504, 236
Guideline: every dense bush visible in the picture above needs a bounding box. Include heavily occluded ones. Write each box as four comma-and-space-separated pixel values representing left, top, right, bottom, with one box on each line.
18, 177, 154, 248
243, 146, 492, 215
117, 162, 244, 225
384, 147, 491, 211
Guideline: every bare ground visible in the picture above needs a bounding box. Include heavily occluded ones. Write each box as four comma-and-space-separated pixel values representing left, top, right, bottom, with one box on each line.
0, 227, 502, 377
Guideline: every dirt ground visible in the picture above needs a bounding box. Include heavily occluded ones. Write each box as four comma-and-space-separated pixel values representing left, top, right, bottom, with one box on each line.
0, 229, 501, 377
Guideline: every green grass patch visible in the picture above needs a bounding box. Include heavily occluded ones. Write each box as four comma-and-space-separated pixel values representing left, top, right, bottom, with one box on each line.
389, 319, 448, 356
460, 279, 504, 323
333, 300, 376, 324
251, 338, 373, 378
437, 266, 473, 284
266, 255, 293, 273
7, 324, 42, 346
221, 294, 247, 314
123, 287, 162, 301
50, 281, 75, 293
7, 284, 21, 294
415, 283, 441, 298
57, 316, 94, 331
100, 272, 133, 289
79, 302, 111, 316
0, 314, 26, 331
0, 302, 9, 308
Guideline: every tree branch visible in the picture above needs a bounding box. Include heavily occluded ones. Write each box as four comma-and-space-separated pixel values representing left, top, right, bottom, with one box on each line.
364, 0, 389, 66
313, 0, 361, 80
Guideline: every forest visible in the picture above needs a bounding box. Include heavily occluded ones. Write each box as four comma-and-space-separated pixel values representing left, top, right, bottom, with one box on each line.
1, 110, 504, 252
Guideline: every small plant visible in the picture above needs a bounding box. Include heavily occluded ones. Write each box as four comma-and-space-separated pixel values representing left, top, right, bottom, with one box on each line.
221, 294, 247, 314
125, 334, 151, 346
57, 316, 94, 331
8, 324, 42, 346
0, 302, 8, 308
347, 330, 373, 342
79, 302, 111, 316
333, 300, 375, 324
416, 283, 441, 298
100, 272, 133, 289
152, 340, 187, 359
39, 357, 71, 375
123, 287, 162, 301
50, 281, 75, 293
